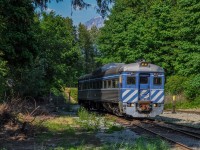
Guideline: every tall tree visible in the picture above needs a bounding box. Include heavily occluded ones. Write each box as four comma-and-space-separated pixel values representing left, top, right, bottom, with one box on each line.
78, 24, 96, 74
39, 12, 81, 92
97, 0, 200, 76
0, 0, 41, 96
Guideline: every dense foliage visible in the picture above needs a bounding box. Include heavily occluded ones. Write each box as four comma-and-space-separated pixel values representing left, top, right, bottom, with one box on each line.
97, 0, 200, 100
0, 0, 199, 104
0, 0, 99, 100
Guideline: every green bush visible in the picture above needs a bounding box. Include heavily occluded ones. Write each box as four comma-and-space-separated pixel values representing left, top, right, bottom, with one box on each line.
184, 74, 200, 100
77, 107, 102, 132
165, 75, 187, 94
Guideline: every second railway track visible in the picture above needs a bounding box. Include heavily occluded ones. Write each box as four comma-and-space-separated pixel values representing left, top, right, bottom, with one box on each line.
108, 114, 200, 150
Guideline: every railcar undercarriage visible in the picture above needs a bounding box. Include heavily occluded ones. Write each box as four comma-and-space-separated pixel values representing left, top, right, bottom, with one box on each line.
78, 100, 123, 116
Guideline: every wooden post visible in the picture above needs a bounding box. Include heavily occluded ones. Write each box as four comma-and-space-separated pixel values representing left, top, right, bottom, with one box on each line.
172, 95, 176, 114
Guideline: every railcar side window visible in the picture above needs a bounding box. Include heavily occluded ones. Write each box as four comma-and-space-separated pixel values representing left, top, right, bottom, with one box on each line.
112, 79, 118, 88
83, 82, 86, 89
127, 77, 136, 85
140, 77, 148, 84
103, 80, 107, 88
96, 81, 98, 89
108, 80, 112, 88
86, 82, 89, 89
94, 81, 97, 89
90, 81, 93, 89
99, 81, 102, 89
153, 77, 162, 85
81, 83, 83, 90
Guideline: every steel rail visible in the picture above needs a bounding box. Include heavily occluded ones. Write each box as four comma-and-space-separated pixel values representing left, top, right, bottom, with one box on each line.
145, 122, 200, 139
107, 114, 196, 150
164, 110, 200, 115
131, 121, 194, 150
161, 121, 200, 130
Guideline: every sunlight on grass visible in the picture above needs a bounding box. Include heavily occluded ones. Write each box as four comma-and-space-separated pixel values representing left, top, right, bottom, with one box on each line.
50, 136, 169, 150
42, 116, 76, 132
35, 116, 77, 142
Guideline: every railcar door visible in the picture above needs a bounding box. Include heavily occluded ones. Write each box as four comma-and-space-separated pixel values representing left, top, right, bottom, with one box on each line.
139, 73, 150, 101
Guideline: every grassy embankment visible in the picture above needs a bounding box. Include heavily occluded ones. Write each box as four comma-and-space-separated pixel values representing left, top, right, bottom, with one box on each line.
164, 94, 200, 110
33, 107, 169, 150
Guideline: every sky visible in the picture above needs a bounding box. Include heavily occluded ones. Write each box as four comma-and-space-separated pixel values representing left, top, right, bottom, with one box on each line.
47, 0, 100, 25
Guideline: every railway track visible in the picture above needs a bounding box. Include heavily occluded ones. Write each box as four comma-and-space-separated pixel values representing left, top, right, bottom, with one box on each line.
109, 115, 200, 150
138, 120, 200, 150
165, 109, 200, 115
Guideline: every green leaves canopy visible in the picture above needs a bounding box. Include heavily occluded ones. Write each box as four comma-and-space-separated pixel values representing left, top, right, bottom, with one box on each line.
97, 0, 200, 76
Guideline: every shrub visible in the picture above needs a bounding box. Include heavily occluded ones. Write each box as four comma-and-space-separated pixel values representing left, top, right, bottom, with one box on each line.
106, 125, 124, 133
184, 74, 200, 100
77, 107, 102, 132
165, 75, 187, 94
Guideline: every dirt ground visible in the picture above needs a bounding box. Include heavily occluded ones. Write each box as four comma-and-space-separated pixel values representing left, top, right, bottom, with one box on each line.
1, 104, 200, 150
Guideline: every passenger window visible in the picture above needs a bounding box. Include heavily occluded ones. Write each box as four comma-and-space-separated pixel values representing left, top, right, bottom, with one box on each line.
108, 80, 112, 88
127, 77, 136, 85
90, 81, 93, 89
154, 77, 162, 85
140, 77, 148, 84
99, 81, 102, 89
85, 82, 89, 89
112, 79, 119, 88
97, 81, 101, 89
103, 80, 107, 88
83, 83, 86, 89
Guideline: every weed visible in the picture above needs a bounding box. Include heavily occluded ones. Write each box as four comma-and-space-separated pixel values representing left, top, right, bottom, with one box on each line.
35, 116, 76, 142
77, 107, 102, 132
134, 136, 170, 150
106, 125, 124, 133
101, 136, 169, 150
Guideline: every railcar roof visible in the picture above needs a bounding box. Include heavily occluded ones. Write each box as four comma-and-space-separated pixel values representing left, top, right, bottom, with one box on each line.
119, 63, 164, 73
79, 62, 164, 80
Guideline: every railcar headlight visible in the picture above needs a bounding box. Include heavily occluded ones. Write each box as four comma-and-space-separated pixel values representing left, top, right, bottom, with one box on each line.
140, 62, 149, 67
127, 103, 134, 107
153, 104, 158, 107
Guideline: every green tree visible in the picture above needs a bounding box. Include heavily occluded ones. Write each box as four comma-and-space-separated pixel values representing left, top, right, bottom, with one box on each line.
39, 12, 81, 93
0, 0, 42, 97
78, 24, 96, 74
97, 0, 200, 76
0, 0, 37, 67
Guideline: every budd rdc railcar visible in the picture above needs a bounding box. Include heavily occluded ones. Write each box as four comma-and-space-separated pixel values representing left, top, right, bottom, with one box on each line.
78, 61, 165, 117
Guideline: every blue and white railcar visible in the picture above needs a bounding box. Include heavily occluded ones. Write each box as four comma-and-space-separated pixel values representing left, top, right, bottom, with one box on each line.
78, 61, 165, 117
119, 62, 165, 117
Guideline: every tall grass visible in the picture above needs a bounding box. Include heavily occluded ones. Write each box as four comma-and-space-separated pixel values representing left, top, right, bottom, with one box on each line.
101, 136, 169, 150
77, 107, 102, 132
47, 136, 170, 150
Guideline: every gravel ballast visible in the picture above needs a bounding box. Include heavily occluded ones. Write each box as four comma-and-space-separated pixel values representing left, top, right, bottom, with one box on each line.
155, 111, 200, 128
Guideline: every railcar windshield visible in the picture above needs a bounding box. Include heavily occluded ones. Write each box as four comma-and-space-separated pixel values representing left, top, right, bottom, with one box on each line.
140, 76, 148, 84
153, 77, 162, 85
127, 76, 136, 85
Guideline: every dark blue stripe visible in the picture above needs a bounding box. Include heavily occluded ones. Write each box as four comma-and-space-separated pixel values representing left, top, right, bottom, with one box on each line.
154, 92, 164, 103
122, 90, 134, 101
150, 90, 160, 100
140, 90, 150, 99
127, 93, 138, 103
